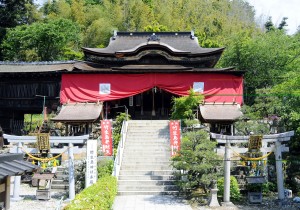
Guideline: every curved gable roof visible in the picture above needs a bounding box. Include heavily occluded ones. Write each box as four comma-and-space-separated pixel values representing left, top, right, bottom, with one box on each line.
83, 32, 224, 56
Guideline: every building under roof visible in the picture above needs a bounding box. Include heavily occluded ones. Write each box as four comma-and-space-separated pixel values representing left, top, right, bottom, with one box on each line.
0, 31, 244, 135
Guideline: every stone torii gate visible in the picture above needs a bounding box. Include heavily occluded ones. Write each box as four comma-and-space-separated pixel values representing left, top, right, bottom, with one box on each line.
3, 134, 88, 201
211, 131, 294, 205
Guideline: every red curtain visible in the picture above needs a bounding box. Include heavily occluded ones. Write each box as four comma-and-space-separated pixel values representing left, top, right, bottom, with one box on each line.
60, 73, 243, 104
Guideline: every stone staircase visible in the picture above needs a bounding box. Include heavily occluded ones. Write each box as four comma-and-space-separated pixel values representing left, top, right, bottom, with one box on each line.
118, 120, 178, 195
52, 166, 69, 190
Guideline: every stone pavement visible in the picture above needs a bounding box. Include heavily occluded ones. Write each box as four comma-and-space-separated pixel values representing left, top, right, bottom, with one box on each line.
112, 195, 193, 210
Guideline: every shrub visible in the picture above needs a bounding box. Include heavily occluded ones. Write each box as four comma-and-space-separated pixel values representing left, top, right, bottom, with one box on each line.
170, 89, 203, 124
217, 176, 241, 201
112, 112, 131, 149
172, 130, 221, 194
98, 159, 114, 178
64, 175, 117, 210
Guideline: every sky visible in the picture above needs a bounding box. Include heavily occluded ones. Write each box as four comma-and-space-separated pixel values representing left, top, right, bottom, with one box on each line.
35, 0, 300, 34
246, 0, 300, 34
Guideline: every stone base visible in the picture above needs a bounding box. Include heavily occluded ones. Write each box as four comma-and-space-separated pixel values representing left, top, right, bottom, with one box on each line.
221, 201, 234, 207
11, 196, 24, 201
209, 189, 220, 207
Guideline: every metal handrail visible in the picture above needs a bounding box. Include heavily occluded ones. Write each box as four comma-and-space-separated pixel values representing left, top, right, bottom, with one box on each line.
112, 120, 128, 178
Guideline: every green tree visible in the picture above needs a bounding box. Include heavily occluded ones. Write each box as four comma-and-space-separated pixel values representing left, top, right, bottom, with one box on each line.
172, 130, 221, 194
0, 0, 36, 27
1, 18, 81, 61
219, 30, 300, 104
171, 90, 203, 121
265, 17, 275, 32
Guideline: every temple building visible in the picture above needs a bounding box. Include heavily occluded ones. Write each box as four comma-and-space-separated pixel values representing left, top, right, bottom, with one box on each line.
0, 31, 243, 135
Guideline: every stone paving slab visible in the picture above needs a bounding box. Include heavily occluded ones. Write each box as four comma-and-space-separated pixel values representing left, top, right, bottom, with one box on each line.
113, 195, 193, 210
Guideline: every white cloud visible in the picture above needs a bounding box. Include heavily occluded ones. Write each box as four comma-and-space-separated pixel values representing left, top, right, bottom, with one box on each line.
247, 0, 300, 34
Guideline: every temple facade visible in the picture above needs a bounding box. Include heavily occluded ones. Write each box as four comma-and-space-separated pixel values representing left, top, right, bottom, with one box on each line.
0, 31, 243, 135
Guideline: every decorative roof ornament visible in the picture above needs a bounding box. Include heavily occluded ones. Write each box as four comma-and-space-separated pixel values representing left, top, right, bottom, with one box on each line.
190, 30, 195, 40
148, 33, 160, 42
112, 30, 117, 40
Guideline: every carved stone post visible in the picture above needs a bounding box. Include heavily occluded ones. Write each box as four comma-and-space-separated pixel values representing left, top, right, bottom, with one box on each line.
68, 143, 75, 200
209, 180, 220, 207
11, 142, 23, 201
275, 141, 284, 200
223, 139, 231, 203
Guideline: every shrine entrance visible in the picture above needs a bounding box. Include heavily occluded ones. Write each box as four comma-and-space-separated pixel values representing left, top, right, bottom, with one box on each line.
105, 88, 174, 120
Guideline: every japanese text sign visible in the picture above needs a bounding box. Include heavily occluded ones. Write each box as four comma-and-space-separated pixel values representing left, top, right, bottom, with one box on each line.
248, 135, 263, 151
101, 120, 113, 156
169, 120, 181, 157
85, 140, 98, 188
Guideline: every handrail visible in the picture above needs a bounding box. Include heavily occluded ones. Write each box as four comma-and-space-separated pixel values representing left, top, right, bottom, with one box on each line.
112, 120, 128, 178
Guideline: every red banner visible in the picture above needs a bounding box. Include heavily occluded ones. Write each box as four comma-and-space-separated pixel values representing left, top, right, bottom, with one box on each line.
60, 73, 243, 104
169, 120, 181, 157
101, 120, 113, 156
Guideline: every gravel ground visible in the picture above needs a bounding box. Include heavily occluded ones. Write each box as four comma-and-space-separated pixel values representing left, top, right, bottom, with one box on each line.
191, 195, 300, 210
10, 183, 68, 210
9, 183, 300, 210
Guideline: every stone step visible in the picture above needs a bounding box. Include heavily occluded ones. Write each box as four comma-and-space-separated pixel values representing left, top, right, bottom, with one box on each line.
118, 180, 175, 186
127, 126, 168, 130
118, 175, 176, 181
125, 142, 169, 145
51, 184, 69, 190
118, 184, 178, 191
125, 139, 169, 143
122, 152, 171, 157
55, 171, 68, 176
121, 164, 172, 170
121, 161, 172, 165
128, 120, 169, 125
118, 191, 179, 195
122, 157, 171, 162
123, 147, 170, 152
121, 164, 172, 169
119, 170, 175, 176
127, 132, 169, 136
52, 179, 68, 185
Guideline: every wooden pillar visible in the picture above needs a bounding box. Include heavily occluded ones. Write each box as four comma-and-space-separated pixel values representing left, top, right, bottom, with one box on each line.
152, 88, 155, 116
5, 177, 10, 210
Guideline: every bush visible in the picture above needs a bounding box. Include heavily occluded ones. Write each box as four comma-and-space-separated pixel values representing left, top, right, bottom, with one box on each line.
98, 159, 114, 178
113, 112, 131, 149
64, 175, 117, 210
172, 130, 221, 194
217, 176, 241, 201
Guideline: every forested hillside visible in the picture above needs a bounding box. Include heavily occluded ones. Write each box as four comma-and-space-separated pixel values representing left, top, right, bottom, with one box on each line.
0, 0, 299, 154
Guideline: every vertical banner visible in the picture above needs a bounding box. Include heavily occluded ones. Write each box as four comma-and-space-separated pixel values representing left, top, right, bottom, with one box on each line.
101, 120, 113, 156
85, 140, 97, 188
169, 120, 181, 157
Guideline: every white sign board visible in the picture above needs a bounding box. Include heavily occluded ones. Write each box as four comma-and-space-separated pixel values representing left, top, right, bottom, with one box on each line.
193, 82, 204, 93
85, 140, 98, 188
99, 83, 111, 95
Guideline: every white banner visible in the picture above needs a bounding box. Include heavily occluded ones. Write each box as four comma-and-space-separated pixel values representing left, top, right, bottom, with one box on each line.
85, 140, 98, 188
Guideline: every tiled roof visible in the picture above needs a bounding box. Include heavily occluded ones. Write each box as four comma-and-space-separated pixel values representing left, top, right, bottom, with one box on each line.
199, 103, 243, 122
0, 61, 75, 73
83, 32, 224, 55
51, 103, 103, 122
0, 154, 38, 181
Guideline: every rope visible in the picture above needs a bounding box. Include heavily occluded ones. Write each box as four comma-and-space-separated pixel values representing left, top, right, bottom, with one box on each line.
229, 146, 273, 161
21, 147, 69, 162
